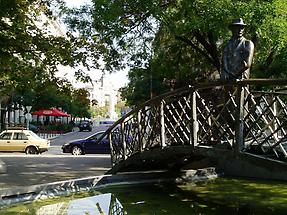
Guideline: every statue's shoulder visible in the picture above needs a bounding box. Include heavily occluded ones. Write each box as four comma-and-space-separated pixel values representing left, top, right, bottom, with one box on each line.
244, 38, 254, 49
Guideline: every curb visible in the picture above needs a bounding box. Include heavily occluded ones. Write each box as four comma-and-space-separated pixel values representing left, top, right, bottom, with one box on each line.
46, 130, 77, 140
39, 127, 79, 140
0, 170, 177, 207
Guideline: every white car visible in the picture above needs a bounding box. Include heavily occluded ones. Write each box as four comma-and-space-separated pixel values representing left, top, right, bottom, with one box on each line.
0, 128, 50, 154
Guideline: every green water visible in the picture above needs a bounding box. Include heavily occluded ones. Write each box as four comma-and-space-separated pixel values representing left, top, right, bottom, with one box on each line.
1, 177, 287, 214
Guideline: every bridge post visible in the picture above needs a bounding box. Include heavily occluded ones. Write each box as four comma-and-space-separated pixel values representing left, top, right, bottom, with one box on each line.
191, 90, 198, 147
273, 97, 278, 139
121, 122, 127, 160
138, 110, 143, 152
235, 83, 245, 154
108, 132, 115, 164
160, 100, 166, 148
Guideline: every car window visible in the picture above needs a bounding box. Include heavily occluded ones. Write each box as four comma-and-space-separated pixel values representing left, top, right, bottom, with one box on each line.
88, 133, 106, 141
99, 121, 115, 125
101, 136, 109, 145
13, 132, 28, 140
0, 132, 12, 140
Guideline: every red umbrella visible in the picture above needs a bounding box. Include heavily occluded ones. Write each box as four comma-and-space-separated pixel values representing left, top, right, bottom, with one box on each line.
32, 108, 70, 117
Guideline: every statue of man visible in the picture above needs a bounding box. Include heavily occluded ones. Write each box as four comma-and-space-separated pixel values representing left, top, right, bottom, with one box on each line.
221, 18, 254, 80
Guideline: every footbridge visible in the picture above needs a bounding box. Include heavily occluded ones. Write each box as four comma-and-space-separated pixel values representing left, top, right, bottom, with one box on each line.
101, 79, 287, 180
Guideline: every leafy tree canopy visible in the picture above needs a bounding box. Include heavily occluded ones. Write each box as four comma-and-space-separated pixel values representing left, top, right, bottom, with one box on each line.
0, 0, 98, 84
65, 0, 286, 72
64, 0, 287, 105
71, 88, 91, 118
0, 0, 94, 116
9, 77, 91, 118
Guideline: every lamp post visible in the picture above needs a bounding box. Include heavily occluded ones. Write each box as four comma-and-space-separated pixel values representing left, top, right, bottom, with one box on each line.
25, 106, 32, 129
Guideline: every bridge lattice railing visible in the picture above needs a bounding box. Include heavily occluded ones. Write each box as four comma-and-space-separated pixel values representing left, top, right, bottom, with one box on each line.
102, 79, 287, 165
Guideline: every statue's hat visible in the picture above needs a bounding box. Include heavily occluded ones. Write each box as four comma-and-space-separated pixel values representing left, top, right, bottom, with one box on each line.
229, 18, 246, 27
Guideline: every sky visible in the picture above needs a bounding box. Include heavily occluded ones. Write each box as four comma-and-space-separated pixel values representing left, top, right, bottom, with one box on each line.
63, 0, 129, 90
64, 0, 91, 8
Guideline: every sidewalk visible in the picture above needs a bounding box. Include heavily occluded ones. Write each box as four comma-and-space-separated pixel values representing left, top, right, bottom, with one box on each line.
0, 170, 175, 207
0, 125, 111, 191
0, 154, 111, 190
0, 127, 83, 189
38, 126, 79, 140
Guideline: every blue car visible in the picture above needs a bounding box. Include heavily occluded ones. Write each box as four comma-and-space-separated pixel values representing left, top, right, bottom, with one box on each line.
62, 131, 110, 155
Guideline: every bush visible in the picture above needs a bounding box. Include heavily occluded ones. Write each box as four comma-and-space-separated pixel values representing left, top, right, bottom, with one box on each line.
38, 123, 74, 133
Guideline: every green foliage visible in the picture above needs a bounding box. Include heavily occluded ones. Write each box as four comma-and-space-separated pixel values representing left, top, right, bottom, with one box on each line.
115, 100, 126, 116
70, 88, 91, 118
0, 0, 95, 117
152, 0, 287, 80
120, 67, 169, 106
40, 123, 74, 132
65, 0, 287, 106
90, 105, 109, 118
5, 77, 91, 119
3, 0, 285, 107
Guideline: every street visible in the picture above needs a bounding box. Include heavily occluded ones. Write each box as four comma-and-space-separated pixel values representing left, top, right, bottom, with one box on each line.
0, 125, 112, 189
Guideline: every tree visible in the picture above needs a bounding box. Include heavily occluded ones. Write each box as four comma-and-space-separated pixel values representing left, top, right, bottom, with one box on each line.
120, 66, 170, 106
0, 0, 100, 126
0, 0, 97, 101
0, 0, 99, 81
90, 105, 109, 118
71, 88, 91, 118
62, 0, 287, 105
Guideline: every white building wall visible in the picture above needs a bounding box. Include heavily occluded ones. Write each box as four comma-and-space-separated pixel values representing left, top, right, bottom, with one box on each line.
85, 75, 119, 119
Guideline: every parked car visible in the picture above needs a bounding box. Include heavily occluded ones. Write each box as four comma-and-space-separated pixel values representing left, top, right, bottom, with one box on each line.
29, 123, 40, 133
99, 120, 115, 127
0, 128, 50, 154
78, 120, 92, 132
62, 131, 109, 155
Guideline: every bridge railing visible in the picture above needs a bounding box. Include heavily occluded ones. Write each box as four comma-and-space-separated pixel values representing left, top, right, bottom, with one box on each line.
102, 79, 287, 166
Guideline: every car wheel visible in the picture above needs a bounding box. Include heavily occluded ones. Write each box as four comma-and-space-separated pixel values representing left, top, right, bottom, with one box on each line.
25, 146, 38, 155
72, 146, 83, 155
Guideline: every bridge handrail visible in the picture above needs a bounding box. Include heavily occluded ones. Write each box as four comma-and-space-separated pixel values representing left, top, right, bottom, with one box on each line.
104, 78, 287, 133
98, 79, 287, 166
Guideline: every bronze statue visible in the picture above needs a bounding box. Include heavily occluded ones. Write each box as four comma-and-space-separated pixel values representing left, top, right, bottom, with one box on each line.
221, 18, 254, 80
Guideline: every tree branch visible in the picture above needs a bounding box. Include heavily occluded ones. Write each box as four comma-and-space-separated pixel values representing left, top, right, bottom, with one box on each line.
193, 30, 220, 72
207, 31, 220, 71
175, 35, 216, 69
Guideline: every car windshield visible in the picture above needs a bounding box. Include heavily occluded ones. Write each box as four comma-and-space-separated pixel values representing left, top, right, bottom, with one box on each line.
27, 131, 43, 140
80, 120, 90, 124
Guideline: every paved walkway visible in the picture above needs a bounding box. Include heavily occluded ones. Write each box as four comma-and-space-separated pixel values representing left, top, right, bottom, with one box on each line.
0, 128, 112, 190
0, 155, 111, 190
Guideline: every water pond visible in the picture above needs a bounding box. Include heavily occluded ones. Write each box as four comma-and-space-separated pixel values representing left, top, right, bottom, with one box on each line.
1, 177, 287, 214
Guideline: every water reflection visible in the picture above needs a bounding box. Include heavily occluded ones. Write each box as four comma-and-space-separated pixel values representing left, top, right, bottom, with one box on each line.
36, 193, 126, 215
2, 177, 287, 214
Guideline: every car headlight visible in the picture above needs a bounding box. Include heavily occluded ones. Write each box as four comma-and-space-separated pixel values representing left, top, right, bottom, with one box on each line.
63, 143, 70, 147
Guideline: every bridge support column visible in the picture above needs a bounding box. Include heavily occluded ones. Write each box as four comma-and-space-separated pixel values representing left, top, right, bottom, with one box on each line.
121, 122, 127, 160
235, 84, 245, 154
138, 110, 143, 152
160, 100, 166, 148
108, 133, 114, 163
191, 90, 198, 147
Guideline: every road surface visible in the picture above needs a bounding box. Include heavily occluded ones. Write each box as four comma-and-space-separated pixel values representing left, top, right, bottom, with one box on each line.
0, 125, 112, 189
